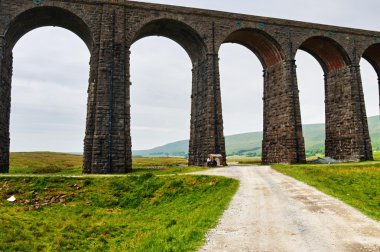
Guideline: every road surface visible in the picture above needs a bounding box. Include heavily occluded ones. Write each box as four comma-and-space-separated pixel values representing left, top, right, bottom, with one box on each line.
192, 166, 380, 252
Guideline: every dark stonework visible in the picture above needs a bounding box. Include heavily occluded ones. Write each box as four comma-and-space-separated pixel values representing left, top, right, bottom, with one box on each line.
0, 38, 11, 173
262, 60, 305, 164
189, 55, 226, 166
325, 66, 373, 161
1, 0, 379, 173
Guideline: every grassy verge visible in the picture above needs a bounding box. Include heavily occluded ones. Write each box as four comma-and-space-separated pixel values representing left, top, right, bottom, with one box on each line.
227, 156, 261, 165
0, 174, 239, 251
9, 152, 204, 175
272, 162, 380, 221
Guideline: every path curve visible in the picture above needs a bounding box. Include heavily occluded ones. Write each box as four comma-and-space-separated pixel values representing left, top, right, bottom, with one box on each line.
192, 166, 380, 252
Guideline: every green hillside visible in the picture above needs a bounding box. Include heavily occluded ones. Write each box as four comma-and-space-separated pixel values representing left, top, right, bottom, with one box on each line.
133, 115, 380, 157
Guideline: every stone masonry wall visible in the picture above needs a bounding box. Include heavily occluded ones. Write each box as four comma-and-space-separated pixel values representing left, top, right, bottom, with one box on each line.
0, 49, 11, 173
189, 55, 226, 166
262, 60, 305, 164
325, 66, 373, 161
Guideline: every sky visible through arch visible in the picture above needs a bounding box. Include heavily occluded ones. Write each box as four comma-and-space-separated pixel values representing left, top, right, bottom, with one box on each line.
10, 0, 380, 152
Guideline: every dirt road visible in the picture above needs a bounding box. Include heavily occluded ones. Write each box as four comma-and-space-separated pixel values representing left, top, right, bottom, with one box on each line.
192, 166, 380, 252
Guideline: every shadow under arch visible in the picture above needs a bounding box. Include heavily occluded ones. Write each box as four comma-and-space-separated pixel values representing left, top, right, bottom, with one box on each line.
131, 18, 206, 64
221, 28, 284, 68
4, 6, 93, 52
362, 43, 380, 77
298, 36, 351, 73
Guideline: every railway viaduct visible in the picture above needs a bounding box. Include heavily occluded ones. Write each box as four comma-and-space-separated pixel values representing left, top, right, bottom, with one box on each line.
0, 0, 379, 173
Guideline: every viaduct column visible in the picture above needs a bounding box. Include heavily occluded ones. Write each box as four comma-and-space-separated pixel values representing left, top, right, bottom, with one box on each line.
262, 60, 305, 164
189, 53, 226, 166
83, 5, 132, 173
325, 65, 373, 161
0, 36, 11, 173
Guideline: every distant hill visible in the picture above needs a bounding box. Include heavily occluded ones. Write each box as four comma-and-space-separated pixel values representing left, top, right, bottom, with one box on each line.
133, 115, 380, 157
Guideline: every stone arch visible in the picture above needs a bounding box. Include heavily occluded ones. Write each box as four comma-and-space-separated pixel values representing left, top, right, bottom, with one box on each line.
3, 6, 93, 52
219, 28, 304, 164
129, 18, 214, 166
221, 28, 284, 68
297, 36, 351, 73
0, 6, 94, 173
295, 36, 372, 161
131, 18, 207, 64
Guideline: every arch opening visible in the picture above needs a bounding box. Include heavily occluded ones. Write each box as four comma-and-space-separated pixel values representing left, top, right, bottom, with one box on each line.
130, 37, 192, 159
10, 27, 90, 167
298, 36, 350, 73
0, 6, 93, 173
295, 51, 325, 158
360, 45, 380, 152
219, 43, 264, 160
132, 19, 206, 64
223, 28, 283, 68
219, 28, 283, 161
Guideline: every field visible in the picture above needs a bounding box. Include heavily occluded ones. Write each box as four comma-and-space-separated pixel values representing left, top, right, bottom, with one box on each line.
1, 152, 239, 251
226, 156, 261, 165
9, 152, 198, 175
0, 175, 238, 251
272, 161, 380, 221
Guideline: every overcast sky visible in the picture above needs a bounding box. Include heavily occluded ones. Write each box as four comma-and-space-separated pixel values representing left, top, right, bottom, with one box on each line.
10, 0, 380, 152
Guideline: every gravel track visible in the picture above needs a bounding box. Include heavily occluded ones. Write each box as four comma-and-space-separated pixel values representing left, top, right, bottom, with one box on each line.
192, 166, 380, 252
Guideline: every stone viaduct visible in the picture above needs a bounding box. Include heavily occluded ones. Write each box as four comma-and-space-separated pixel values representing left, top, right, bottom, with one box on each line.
0, 0, 379, 173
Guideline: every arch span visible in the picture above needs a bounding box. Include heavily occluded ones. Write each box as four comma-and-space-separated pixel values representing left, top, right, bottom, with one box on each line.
130, 18, 223, 166
298, 36, 350, 73
222, 28, 283, 68
131, 19, 206, 64
295, 36, 372, 161
220, 28, 304, 164
4, 6, 93, 51
0, 6, 94, 173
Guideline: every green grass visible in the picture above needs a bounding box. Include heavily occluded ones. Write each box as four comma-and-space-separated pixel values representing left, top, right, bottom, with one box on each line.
0, 174, 239, 251
9, 152, 203, 175
373, 151, 380, 160
10, 152, 83, 175
272, 162, 380, 221
227, 156, 262, 165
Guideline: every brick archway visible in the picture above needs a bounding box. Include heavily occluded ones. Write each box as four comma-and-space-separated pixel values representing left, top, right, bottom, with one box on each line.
296, 36, 372, 161
129, 18, 224, 166
220, 28, 305, 164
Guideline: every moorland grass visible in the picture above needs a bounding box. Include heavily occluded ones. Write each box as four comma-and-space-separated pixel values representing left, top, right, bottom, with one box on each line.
9, 152, 202, 175
272, 162, 380, 221
0, 174, 239, 251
